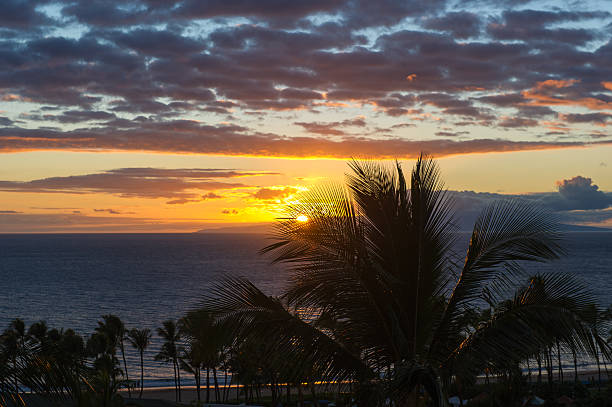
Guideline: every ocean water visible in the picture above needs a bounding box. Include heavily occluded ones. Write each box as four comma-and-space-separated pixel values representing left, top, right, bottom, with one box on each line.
0, 232, 611, 387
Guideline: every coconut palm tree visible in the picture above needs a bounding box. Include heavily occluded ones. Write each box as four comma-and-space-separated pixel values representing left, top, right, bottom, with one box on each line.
200, 156, 609, 406
179, 310, 230, 403
95, 315, 130, 397
0, 319, 29, 399
127, 328, 152, 398
155, 320, 182, 402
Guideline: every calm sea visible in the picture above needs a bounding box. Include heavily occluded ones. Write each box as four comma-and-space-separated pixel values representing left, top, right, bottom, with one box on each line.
0, 232, 610, 387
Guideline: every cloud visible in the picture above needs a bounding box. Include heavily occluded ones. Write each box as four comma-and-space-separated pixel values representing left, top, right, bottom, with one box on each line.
0, 0, 611, 159
548, 176, 612, 210
560, 113, 612, 125
295, 117, 367, 136
0, 211, 219, 233
93, 208, 122, 214
2, 123, 611, 158
202, 192, 223, 200
0, 167, 277, 201
449, 175, 612, 229
252, 187, 299, 200
435, 131, 469, 137
0, 210, 22, 213
0, 0, 52, 29
422, 12, 482, 39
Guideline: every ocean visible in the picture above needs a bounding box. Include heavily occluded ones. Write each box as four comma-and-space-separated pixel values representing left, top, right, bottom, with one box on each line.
1, 232, 611, 387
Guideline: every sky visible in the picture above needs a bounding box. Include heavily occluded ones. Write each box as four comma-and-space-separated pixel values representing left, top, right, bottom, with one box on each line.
1, 0, 612, 232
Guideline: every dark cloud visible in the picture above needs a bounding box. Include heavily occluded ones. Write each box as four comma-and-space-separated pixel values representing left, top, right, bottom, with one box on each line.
0, 167, 276, 201
295, 117, 366, 136
498, 117, 539, 128
435, 131, 469, 137
41, 110, 117, 124
422, 11, 481, 39
0, 0, 52, 29
202, 192, 223, 200
93, 208, 122, 214
107, 28, 205, 58
176, 0, 343, 22
165, 192, 224, 205
487, 9, 609, 45
1, 123, 610, 158
560, 113, 612, 125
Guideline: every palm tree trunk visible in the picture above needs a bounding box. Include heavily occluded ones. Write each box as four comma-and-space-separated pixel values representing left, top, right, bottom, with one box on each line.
298, 383, 304, 406
206, 367, 210, 403
596, 349, 601, 392
213, 367, 220, 402
121, 341, 131, 398
526, 358, 531, 383
173, 359, 178, 402
139, 350, 144, 398
176, 357, 182, 402
196, 367, 201, 402
557, 340, 563, 383
13, 356, 18, 398
573, 346, 578, 383
537, 352, 542, 385
224, 371, 231, 402
310, 382, 319, 407
546, 346, 553, 385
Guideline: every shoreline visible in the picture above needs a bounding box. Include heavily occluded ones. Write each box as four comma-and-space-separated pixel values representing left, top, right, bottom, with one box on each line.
116, 370, 611, 404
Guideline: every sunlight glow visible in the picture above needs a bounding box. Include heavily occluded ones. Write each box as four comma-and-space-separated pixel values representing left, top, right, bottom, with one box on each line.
296, 214, 309, 222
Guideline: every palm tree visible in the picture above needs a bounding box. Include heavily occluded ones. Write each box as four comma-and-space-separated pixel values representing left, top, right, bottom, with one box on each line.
155, 320, 182, 402
200, 156, 609, 405
127, 328, 152, 398
179, 310, 231, 403
1, 319, 29, 399
95, 315, 130, 397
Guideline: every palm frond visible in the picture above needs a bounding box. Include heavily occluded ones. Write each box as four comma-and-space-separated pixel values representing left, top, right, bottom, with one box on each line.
430, 199, 564, 362
448, 273, 598, 377
201, 277, 371, 382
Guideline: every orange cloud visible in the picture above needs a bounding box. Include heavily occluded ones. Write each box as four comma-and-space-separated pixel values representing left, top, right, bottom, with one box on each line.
535, 79, 579, 89
252, 187, 299, 200
522, 79, 612, 110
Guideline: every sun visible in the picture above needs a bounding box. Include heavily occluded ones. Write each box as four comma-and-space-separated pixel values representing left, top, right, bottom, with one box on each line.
296, 214, 309, 222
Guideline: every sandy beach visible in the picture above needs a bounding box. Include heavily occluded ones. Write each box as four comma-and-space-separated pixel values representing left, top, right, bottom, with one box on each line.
117, 370, 611, 405
119, 382, 347, 405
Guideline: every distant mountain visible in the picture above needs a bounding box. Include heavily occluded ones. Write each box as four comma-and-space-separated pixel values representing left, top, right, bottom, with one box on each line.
195, 222, 611, 234
195, 223, 273, 234
558, 223, 612, 232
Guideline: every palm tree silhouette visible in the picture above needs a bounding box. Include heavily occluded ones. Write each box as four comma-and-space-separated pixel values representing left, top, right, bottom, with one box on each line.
155, 320, 182, 402
179, 310, 229, 403
95, 314, 130, 396
127, 328, 152, 398
200, 156, 608, 405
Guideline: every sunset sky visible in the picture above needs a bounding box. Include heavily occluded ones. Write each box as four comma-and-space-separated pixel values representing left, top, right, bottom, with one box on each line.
1, 0, 612, 232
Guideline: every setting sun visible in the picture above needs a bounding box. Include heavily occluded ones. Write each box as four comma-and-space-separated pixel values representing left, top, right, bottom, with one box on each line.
296, 214, 309, 222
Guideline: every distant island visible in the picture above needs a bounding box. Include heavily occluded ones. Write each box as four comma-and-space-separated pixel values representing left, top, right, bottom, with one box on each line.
195, 223, 273, 234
